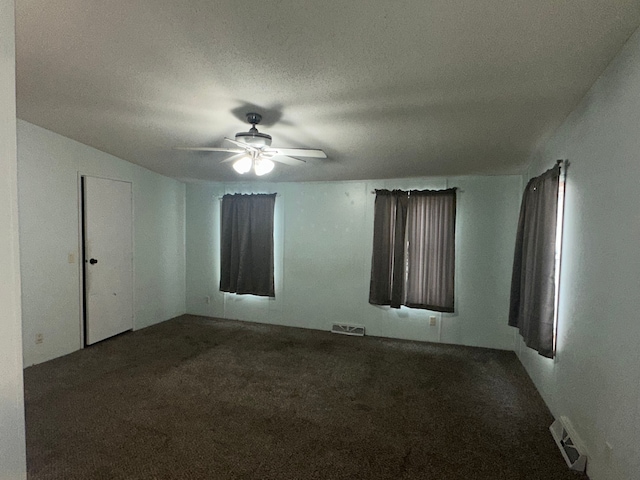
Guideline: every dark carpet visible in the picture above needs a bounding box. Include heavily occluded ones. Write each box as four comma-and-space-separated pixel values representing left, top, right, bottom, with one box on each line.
24, 315, 587, 480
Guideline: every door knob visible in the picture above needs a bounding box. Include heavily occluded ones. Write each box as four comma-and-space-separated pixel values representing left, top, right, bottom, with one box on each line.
89, 258, 98, 264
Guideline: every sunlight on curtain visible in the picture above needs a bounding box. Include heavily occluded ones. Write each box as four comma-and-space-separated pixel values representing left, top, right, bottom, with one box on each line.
369, 188, 456, 312
509, 164, 562, 358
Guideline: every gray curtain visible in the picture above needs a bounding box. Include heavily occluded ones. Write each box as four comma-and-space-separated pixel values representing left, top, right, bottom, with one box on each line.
369, 190, 409, 308
220, 193, 276, 297
404, 189, 456, 312
509, 165, 560, 358
369, 188, 456, 312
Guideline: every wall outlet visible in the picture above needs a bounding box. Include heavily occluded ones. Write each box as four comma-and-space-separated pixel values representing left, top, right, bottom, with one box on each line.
205, 296, 211, 304
429, 316, 437, 326
35, 333, 44, 344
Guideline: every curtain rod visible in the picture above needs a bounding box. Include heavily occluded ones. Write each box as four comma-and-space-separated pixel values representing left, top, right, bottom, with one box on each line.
556, 159, 570, 180
369, 162, 571, 195
370, 187, 459, 194
218, 193, 280, 199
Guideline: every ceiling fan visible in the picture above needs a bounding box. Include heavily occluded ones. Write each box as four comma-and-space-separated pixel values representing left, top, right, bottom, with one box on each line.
177, 113, 327, 176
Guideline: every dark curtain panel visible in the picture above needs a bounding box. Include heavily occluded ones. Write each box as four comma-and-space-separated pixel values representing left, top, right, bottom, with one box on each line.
369, 190, 409, 308
220, 193, 276, 297
405, 189, 456, 312
509, 165, 560, 358
369, 188, 456, 312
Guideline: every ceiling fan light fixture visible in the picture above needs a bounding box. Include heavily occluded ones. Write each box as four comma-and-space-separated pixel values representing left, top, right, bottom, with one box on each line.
254, 158, 275, 176
232, 155, 252, 174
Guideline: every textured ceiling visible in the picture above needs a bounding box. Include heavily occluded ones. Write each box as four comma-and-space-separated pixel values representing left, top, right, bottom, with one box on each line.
15, 0, 640, 183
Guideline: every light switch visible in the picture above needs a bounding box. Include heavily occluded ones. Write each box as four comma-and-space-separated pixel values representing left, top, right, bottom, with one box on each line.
68, 253, 75, 264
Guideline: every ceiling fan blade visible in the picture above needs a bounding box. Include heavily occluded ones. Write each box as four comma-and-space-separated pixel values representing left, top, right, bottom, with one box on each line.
220, 153, 248, 164
174, 147, 245, 153
223, 137, 256, 151
266, 147, 327, 158
270, 156, 306, 166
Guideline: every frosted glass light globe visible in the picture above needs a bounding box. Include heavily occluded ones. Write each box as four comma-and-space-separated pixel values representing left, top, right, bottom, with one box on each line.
232, 156, 252, 174
254, 158, 275, 176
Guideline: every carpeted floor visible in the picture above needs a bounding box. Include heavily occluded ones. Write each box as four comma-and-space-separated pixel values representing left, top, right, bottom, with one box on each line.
24, 315, 587, 480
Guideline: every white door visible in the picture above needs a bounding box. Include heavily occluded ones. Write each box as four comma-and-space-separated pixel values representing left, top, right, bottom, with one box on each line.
83, 176, 134, 345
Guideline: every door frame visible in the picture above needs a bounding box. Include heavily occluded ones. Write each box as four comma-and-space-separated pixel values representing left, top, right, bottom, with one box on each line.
77, 172, 136, 348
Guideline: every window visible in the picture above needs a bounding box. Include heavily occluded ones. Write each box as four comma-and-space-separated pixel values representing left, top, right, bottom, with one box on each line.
508, 161, 565, 358
219, 193, 276, 297
369, 188, 456, 312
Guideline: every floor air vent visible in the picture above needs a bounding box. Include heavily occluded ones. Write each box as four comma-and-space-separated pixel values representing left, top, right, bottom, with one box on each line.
550, 416, 587, 472
331, 323, 365, 336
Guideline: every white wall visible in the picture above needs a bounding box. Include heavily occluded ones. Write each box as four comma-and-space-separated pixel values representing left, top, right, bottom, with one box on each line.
516, 28, 640, 480
186, 175, 521, 350
0, 0, 27, 477
18, 120, 187, 366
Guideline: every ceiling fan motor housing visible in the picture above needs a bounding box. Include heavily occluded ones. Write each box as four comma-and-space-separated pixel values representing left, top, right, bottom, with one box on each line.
235, 112, 272, 146
235, 130, 272, 147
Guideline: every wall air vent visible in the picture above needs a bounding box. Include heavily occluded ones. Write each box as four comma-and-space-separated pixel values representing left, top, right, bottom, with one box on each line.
330, 323, 365, 336
549, 416, 587, 472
